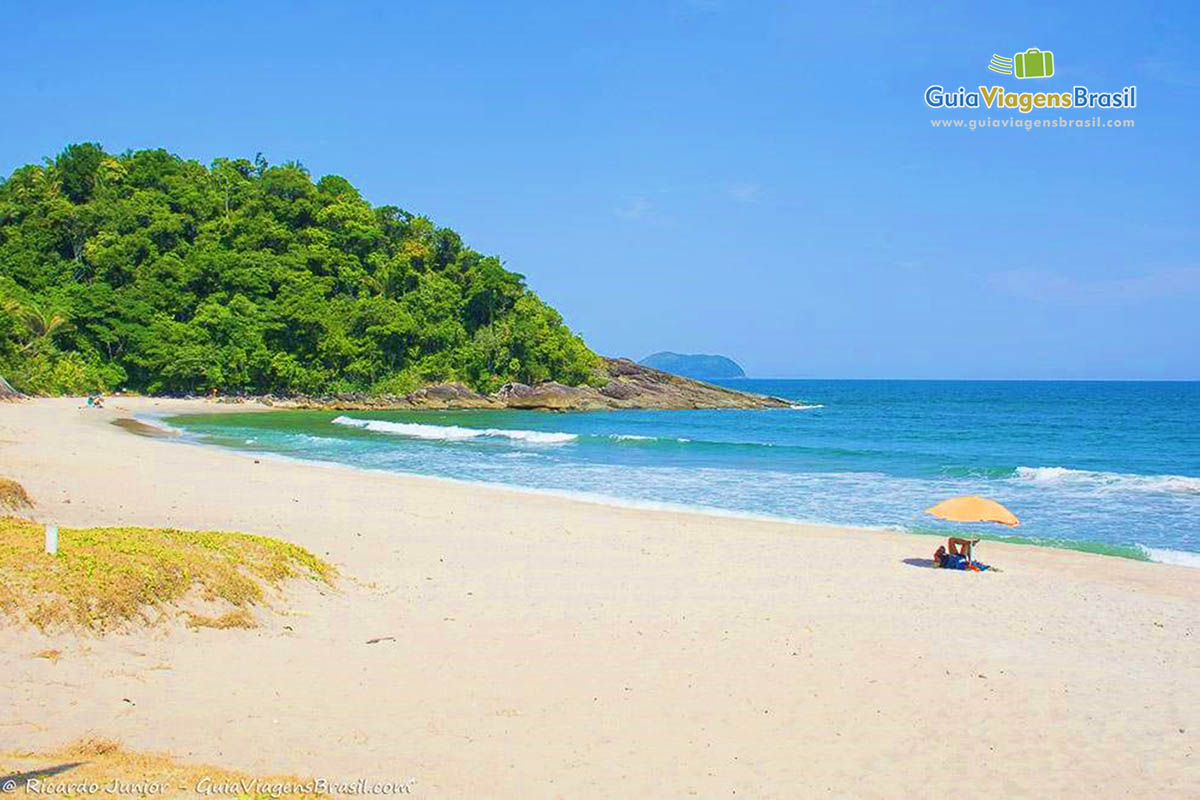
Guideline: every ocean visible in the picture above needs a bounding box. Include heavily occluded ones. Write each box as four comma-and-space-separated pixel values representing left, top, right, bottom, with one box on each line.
162, 380, 1200, 566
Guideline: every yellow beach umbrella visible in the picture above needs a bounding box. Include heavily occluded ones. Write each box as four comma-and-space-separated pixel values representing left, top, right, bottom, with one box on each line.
926, 495, 1019, 527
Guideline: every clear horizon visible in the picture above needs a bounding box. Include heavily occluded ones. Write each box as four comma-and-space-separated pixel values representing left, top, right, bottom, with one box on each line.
2, 1, 1196, 380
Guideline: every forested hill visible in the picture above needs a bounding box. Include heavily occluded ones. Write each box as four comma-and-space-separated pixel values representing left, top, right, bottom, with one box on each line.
0, 143, 600, 396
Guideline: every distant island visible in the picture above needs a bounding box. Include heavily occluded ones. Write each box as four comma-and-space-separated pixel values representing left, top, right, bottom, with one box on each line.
639, 352, 746, 380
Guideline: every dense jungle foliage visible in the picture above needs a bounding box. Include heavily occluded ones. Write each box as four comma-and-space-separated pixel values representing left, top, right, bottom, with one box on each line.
0, 143, 600, 396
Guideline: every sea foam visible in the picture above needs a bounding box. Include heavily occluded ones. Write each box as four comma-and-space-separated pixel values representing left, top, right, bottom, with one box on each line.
331, 415, 577, 444
1139, 545, 1200, 568
133, 415, 185, 435
1012, 466, 1200, 495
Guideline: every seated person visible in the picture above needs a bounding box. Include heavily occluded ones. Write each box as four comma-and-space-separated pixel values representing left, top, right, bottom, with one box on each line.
933, 537, 980, 569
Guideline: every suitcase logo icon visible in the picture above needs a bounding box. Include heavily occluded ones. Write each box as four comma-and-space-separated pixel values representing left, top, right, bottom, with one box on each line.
988, 48, 1055, 79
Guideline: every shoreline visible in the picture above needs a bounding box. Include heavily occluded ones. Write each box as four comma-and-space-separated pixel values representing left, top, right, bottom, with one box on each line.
144, 406, 1198, 570
132, 410, 913, 532
73, 356, 796, 413
2, 397, 1198, 797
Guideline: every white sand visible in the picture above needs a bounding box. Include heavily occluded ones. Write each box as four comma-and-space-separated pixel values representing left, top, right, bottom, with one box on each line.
1, 397, 1197, 797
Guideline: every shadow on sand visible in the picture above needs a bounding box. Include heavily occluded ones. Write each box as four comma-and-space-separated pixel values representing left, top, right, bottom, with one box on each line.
0, 761, 85, 784
112, 418, 177, 439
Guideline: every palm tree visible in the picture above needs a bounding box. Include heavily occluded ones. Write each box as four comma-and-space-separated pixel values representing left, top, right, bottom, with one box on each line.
4, 299, 72, 353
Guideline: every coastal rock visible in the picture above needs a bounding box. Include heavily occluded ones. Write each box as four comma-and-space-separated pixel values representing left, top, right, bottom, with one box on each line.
404, 383, 502, 409
483, 359, 790, 411
494, 381, 606, 410
597, 382, 637, 400
581, 358, 790, 410
262, 383, 500, 411
229, 359, 790, 411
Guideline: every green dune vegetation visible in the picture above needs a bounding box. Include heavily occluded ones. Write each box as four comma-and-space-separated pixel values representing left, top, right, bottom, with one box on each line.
0, 516, 333, 632
0, 143, 600, 396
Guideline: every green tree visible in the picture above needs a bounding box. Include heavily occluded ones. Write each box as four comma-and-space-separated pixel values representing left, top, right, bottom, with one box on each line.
53, 142, 106, 203
0, 143, 601, 397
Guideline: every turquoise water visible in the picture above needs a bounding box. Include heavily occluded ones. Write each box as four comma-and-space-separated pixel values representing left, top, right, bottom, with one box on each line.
164, 380, 1200, 565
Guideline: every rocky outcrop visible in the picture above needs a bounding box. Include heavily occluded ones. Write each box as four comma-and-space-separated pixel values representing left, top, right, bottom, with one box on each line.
493, 381, 596, 410
216, 358, 791, 412
401, 383, 502, 409
249, 382, 502, 411
465, 358, 788, 410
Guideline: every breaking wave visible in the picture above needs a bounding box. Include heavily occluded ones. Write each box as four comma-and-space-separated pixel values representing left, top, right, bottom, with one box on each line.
332, 416, 577, 444
1139, 545, 1200, 568
1011, 466, 1200, 495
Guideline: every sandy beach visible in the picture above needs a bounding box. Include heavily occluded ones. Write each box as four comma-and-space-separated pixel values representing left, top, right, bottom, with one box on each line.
1, 396, 1197, 798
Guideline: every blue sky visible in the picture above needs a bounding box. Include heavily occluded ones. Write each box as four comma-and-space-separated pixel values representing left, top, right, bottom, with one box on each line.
2, 0, 1197, 378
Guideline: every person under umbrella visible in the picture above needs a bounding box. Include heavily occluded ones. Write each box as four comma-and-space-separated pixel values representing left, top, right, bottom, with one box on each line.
925, 495, 1019, 571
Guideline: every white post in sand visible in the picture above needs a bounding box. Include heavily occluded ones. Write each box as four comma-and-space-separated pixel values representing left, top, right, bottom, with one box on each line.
45, 524, 58, 556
